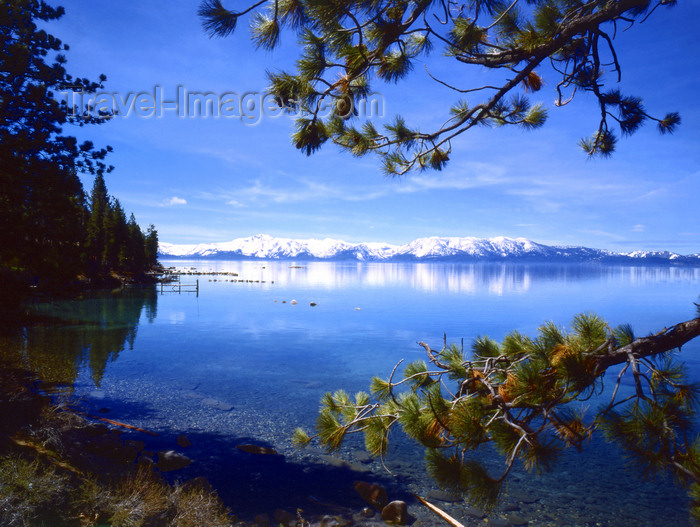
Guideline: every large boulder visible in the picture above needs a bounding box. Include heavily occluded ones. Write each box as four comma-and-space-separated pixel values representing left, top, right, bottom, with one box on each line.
156, 450, 191, 472
381, 500, 408, 525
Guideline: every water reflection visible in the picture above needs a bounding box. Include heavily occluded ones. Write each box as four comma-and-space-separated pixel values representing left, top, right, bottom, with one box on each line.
1, 263, 698, 524
0, 287, 158, 389
3, 262, 698, 392
165, 259, 700, 294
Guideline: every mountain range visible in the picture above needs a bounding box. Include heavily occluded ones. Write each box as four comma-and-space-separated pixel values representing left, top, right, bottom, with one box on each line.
158, 234, 700, 265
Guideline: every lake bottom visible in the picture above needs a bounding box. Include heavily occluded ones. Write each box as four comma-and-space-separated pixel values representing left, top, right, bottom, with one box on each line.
73, 370, 691, 526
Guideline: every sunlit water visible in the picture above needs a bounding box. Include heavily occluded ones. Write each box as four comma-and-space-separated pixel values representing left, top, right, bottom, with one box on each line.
6, 261, 700, 525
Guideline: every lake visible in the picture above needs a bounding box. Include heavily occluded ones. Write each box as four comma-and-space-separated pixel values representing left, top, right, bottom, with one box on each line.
6, 260, 700, 525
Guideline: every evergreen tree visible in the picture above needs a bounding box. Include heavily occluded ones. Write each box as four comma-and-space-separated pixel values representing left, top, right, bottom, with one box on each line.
103, 198, 128, 272
294, 309, 700, 517
144, 224, 159, 270
85, 177, 156, 277
85, 173, 110, 273
199, 0, 681, 174
0, 0, 113, 282
126, 213, 147, 275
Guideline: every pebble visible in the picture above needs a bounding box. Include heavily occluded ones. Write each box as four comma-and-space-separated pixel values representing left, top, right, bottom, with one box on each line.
361, 507, 374, 518
464, 507, 486, 519
509, 491, 539, 504
507, 514, 528, 526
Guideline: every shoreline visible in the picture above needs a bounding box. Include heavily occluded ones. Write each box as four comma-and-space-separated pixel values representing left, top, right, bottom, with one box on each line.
0, 361, 440, 526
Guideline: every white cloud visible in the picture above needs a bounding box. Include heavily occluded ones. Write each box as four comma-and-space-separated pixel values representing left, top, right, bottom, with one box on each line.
580, 229, 626, 241
163, 196, 187, 206
199, 160, 513, 208
401, 163, 509, 193
631, 224, 646, 232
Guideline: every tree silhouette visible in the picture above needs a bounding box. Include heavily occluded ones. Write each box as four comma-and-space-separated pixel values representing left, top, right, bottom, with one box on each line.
0, 0, 113, 281
0, 1, 159, 291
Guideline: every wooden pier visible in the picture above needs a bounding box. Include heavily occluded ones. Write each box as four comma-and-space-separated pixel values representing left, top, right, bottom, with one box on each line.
159, 275, 199, 296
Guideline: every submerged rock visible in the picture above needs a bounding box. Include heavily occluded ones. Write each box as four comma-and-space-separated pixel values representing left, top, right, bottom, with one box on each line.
352, 449, 372, 464
354, 480, 388, 510
381, 501, 408, 525
236, 444, 278, 455
464, 507, 487, 519
319, 514, 351, 526
319, 455, 370, 473
253, 513, 271, 526
273, 508, 296, 526
156, 450, 191, 472
507, 514, 529, 526
201, 397, 233, 411
177, 434, 192, 448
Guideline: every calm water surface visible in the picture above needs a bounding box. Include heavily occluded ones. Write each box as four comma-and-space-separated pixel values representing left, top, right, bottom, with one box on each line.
9, 261, 700, 525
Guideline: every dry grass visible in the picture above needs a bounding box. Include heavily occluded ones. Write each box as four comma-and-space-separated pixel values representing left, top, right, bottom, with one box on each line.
168, 481, 233, 527
0, 455, 69, 526
0, 364, 241, 527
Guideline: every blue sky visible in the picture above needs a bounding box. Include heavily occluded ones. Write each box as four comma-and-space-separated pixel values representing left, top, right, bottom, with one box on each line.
51, 1, 699, 253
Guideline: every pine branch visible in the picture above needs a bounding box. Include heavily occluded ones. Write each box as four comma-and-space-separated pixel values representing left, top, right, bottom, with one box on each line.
591, 318, 700, 374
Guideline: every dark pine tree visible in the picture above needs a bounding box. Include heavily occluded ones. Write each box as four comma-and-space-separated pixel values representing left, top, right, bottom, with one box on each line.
84, 173, 109, 275
144, 224, 159, 271
126, 213, 147, 275
0, 0, 113, 289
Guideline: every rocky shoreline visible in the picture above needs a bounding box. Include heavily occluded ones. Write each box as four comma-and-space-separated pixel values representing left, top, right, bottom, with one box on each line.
1, 355, 693, 526
0, 360, 536, 526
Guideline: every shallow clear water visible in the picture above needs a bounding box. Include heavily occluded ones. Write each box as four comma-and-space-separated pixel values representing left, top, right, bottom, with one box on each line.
8, 261, 700, 525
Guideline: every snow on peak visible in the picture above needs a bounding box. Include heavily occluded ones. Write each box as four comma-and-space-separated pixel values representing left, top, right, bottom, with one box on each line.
158, 235, 695, 264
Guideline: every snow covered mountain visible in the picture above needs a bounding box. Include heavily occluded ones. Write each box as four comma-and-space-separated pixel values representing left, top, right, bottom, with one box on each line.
158, 234, 700, 264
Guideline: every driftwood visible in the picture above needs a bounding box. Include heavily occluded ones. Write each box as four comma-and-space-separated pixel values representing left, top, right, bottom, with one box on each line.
413, 494, 466, 527
71, 410, 159, 436
12, 436, 83, 475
